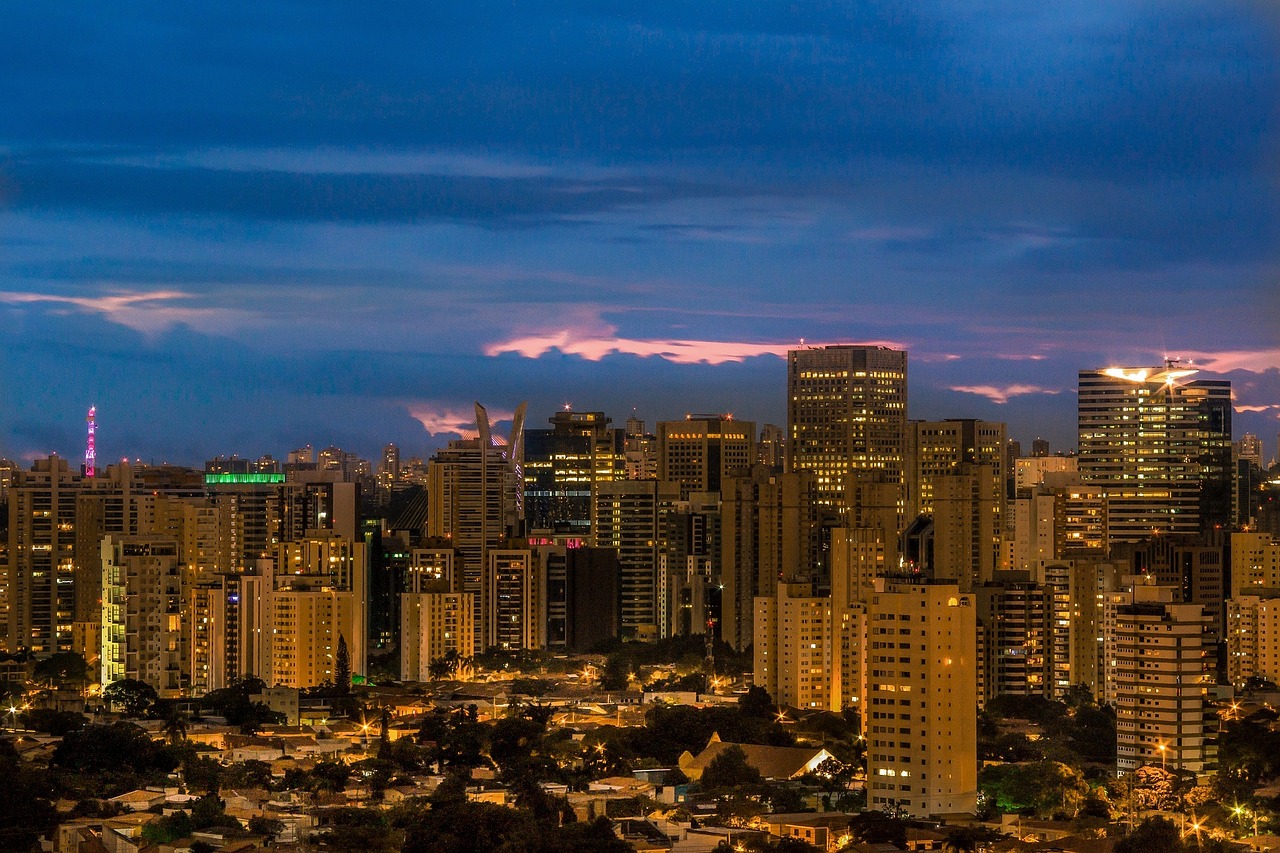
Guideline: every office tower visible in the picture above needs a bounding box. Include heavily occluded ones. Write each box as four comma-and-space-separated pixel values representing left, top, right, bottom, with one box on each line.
204, 468, 288, 572
1078, 364, 1232, 543
661, 492, 721, 638
401, 558, 474, 682
905, 419, 1007, 523
1237, 434, 1264, 468
758, 424, 785, 469
975, 579, 1053, 702
866, 578, 978, 817
593, 479, 679, 640
658, 415, 755, 500
1110, 582, 1214, 774
7, 456, 83, 653
754, 582, 834, 710
787, 345, 909, 505
1226, 596, 1280, 689
1031, 438, 1050, 458
721, 467, 828, 650
523, 410, 624, 537
427, 402, 527, 652
100, 536, 185, 695
624, 414, 658, 480
483, 548, 543, 652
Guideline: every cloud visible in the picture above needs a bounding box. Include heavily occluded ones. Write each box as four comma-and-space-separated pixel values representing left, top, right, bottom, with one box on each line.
0, 288, 253, 335
949, 384, 1061, 404
1182, 349, 1280, 375
406, 402, 516, 439
1235, 404, 1280, 414
486, 328, 908, 365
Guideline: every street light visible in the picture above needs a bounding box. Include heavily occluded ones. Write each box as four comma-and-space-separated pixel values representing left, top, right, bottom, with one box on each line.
1157, 741, 1167, 771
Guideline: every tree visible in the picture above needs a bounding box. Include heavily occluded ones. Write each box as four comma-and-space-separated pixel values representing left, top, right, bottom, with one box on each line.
1115, 816, 1185, 853
335, 634, 352, 694
700, 745, 763, 790
739, 685, 775, 718
31, 651, 90, 691
163, 707, 189, 744
103, 678, 160, 717
248, 816, 286, 843
53, 721, 175, 774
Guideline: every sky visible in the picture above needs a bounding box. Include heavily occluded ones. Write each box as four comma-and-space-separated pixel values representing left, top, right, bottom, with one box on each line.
2, 2, 1278, 467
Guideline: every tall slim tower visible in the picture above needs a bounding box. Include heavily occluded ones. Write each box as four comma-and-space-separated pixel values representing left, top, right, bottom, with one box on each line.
84, 406, 97, 478
786, 345, 908, 507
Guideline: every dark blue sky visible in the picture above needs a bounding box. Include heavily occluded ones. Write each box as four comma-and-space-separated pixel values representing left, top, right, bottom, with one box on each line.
2, 2, 1278, 465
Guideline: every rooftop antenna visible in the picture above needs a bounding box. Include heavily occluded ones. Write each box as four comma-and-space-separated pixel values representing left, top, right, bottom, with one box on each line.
85, 406, 97, 478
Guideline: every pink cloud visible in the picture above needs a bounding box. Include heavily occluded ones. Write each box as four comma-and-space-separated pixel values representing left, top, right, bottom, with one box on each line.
0, 289, 252, 335
1180, 348, 1280, 374
485, 331, 906, 365
1235, 404, 1280, 414
949, 384, 1060, 404
406, 403, 515, 437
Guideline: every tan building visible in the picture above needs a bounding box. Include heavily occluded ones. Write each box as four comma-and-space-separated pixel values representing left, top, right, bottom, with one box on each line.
866, 578, 977, 818
269, 578, 363, 689
1110, 583, 1214, 774
1226, 595, 1280, 689
931, 463, 1001, 591
905, 419, 1006, 525
721, 467, 828, 650
1231, 532, 1280, 597
7, 455, 83, 653
401, 590, 475, 682
754, 582, 834, 711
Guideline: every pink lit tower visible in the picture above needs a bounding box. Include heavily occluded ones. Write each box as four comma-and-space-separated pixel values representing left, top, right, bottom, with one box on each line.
84, 405, 96, 478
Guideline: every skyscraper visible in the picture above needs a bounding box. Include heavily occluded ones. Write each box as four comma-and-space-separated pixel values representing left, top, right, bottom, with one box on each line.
523, 409, 624, 537
658, 415, 755, 500
786, 345, 908, 506
1077, 363, 1232, 543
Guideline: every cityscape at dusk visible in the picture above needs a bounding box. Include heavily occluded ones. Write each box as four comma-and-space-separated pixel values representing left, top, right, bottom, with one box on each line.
2, 4, 1280, 853
2, 3, 1278, 463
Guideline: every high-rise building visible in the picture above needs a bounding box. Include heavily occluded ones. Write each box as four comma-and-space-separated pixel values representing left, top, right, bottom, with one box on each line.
721, 467, 829, 650
624, 414, 658, 480
1231, 532, 1280, 597
100, 536, 185, 695
1226, 595, 1280, 690
1078, 364, 1232, 544
758, 424, 785, 469
905, 419, 1007, 524
483, 548, 543, 652
658, 415, 755, 501
787, 345, 908, 506
931, 463, 1002, 591
7, 456, 83, 653
427, 403, 527, 652
975, 578, 1053, 702
400, 589, 474, 682
866, 578, 978, 817
523, 410, 624, 537
1110, 582, 1214, 774
754, 582, 834, 711
593, 479, 679, 640
660, 492, 721, 639
541, 545, 621, 652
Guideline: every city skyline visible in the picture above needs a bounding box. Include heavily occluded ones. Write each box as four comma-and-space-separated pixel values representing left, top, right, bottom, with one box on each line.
2, 3, 1278, 463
